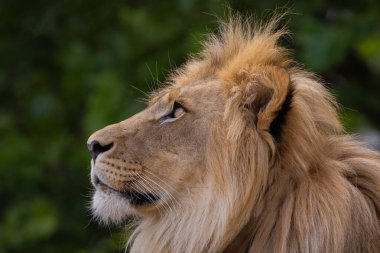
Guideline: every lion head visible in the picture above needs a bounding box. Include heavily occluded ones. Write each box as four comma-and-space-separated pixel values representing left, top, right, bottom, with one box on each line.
88, 15, 380, 253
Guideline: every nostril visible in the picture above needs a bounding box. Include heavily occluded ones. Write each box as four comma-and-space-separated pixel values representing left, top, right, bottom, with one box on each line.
87, 140, 113, 161
93, 174, 100, 185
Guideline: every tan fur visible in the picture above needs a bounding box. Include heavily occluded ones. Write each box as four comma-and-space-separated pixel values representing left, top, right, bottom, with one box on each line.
88, 14, 380, 253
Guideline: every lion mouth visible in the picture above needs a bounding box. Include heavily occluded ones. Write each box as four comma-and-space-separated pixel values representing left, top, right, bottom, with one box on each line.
121, 191, 159, 206
94, 175, 159, 205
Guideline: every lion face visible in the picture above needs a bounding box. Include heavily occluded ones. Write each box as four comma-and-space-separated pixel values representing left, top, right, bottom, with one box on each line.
88, 81, 223, 221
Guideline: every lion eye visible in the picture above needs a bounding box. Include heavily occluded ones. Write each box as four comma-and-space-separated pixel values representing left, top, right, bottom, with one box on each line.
173, 102, 186, 118
159, 101, 186, 124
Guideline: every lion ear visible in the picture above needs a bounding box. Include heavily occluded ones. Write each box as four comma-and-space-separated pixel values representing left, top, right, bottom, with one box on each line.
243, 66, 292, 140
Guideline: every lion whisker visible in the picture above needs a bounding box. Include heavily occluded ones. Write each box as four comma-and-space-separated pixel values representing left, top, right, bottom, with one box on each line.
137, 171, 179, 214
142, 170, 183, 213
142, 174, 180, 217
132, 173, 167, 214
130, 171, 175, 216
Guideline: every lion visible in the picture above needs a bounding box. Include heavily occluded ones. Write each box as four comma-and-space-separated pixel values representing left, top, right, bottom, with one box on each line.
87, 14, 380, 253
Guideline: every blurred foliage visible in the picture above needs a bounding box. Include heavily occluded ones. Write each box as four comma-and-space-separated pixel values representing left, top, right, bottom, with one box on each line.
0, 0, 380, 252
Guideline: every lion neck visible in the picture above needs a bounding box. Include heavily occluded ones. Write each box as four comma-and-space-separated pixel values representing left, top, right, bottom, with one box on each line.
128, 177, 262, 253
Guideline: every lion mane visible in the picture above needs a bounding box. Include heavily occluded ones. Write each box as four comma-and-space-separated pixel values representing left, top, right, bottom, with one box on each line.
91, 14, 380, 253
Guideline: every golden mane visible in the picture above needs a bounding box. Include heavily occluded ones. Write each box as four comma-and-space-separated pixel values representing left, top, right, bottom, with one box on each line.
91, 14, 380, 253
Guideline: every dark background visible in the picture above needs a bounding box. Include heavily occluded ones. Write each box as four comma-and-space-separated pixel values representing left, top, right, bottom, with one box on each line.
1, 0, 380, 252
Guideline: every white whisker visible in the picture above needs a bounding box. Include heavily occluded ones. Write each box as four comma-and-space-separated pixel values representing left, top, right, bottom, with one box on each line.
142, 170, 182, 216
142, 174, 178, 217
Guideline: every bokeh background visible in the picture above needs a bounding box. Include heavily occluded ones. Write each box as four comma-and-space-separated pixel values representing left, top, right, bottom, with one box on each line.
1, 0, 380, 252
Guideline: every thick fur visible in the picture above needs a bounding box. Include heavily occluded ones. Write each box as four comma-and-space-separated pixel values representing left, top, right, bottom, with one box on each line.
89, 14, 380, 253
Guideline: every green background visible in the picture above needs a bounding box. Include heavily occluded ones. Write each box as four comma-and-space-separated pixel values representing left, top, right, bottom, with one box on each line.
1, 0, 380, 252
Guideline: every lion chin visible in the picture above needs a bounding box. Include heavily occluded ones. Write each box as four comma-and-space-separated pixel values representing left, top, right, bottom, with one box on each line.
87, 13, 380, 253
91, 189, 131, 224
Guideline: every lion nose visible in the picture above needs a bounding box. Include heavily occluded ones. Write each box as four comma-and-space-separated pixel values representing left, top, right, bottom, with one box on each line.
87, 140, 113, 161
